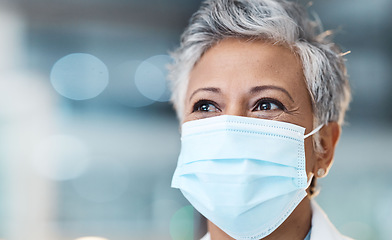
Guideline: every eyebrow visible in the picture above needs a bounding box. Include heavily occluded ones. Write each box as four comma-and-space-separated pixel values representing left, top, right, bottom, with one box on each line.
189, 87, 221, 102
188, 85, 294, 102
250, 85, 294, 102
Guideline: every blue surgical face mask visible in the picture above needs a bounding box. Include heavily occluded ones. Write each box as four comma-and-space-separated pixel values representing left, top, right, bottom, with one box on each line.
171, 115, 323, 240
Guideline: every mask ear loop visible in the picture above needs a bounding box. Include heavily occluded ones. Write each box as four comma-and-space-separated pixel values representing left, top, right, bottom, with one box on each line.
304, 124, 324, 139
306, 173, 314, 189
303, 125, 323, 190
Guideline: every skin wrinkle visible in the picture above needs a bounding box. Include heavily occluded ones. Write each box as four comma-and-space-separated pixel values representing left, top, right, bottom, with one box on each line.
168, 0, 349, 238
189, 87, 222, 103
183, 38, 320, 240
249, 85, 294, 102
168, 0, 350, 125
190, 85, 295, 105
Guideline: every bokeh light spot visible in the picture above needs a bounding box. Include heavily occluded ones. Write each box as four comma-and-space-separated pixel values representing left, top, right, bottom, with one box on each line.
50, 53, 109, 100
111, 60, 155, 107
135, 54, 172, 102
170, 205, 194, 240
71, 157, 130, 203
31, 135, 91, 181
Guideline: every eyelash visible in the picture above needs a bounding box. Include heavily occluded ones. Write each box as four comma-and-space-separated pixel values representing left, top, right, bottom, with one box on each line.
252, 98, 286, 111
192, 99, 221, 113
191, 98, 286, 113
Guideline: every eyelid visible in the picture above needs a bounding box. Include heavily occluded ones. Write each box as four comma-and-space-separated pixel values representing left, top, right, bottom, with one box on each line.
252, 97, 286, 111
192, 99, 221, 113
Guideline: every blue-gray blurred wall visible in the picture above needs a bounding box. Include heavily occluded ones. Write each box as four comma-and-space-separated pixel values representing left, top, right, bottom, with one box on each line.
0, 0, 391, 239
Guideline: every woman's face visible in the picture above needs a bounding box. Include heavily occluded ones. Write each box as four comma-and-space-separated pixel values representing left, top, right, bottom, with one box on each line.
183, 38, 317, 175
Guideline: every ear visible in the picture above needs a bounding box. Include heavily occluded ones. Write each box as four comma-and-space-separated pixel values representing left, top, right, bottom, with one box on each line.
314, 122, 341, 178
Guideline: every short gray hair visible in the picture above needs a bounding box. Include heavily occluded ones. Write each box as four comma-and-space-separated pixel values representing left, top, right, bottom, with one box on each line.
168, 0, 351, 126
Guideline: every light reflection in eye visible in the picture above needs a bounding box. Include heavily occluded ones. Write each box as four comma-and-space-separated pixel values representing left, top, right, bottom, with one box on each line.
256, 102, 279, 111
197, 102, 219, 112
50, 53, 109, 100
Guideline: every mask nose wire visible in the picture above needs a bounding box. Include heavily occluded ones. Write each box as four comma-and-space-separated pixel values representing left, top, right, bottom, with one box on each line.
304, 124, 324, 139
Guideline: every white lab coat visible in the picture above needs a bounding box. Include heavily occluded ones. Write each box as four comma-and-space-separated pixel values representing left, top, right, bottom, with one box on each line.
309, 200, 353, 240
200, 200, 353, 240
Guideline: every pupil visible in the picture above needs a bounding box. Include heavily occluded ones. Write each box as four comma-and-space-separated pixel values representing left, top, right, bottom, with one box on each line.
261, 103, 271, 110
201, 104, 209, 111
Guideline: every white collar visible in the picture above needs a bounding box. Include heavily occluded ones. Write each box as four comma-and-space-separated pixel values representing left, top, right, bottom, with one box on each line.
200, 200, 352, 240
309, 200, 353, 240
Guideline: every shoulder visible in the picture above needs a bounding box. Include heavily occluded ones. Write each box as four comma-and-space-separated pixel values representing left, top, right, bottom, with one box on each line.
310, 200, 354, 240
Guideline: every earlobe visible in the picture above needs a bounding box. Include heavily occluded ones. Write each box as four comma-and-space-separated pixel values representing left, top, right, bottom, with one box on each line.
315, 122, 341, 178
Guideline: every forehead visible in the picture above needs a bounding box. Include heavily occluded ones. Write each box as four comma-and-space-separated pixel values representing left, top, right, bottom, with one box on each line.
187, 38, 306, 96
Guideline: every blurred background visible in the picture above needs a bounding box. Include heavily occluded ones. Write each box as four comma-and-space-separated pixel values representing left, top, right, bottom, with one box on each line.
0, 0, 391, 239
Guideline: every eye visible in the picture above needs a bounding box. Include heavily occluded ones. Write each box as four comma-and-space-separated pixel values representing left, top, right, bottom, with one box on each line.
192, 100, 220, 113
252, 98, 285, 111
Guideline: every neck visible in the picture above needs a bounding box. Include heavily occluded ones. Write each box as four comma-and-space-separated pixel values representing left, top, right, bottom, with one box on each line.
208, 197, 312, 240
